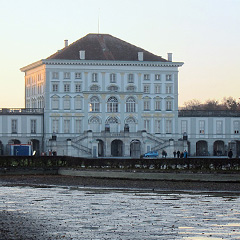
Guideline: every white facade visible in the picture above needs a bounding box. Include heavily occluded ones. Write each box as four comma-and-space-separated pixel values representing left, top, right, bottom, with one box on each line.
1, 33, 239, 157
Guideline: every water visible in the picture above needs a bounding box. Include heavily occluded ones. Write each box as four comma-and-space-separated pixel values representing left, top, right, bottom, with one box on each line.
0, 184, 240, 239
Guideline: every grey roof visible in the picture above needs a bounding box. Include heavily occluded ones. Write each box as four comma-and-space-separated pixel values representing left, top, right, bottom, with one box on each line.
47, 33, 168, 62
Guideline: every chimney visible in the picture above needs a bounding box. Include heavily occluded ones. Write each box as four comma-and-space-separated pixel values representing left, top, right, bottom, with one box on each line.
138, 52, 144, 61
64, 40, 68, 47
168, 53, 172, 62
79, 50, 85, 60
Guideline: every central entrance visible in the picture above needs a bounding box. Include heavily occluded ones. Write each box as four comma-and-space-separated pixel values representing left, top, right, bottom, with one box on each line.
111, 140, 123, 157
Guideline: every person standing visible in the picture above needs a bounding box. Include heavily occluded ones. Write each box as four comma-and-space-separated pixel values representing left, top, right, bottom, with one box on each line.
228, 149, 233, 159
177, 150, 180, 158
173, 150, 177, 158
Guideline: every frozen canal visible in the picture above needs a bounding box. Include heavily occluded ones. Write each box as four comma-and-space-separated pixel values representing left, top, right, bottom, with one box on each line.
0, 184, 240, 239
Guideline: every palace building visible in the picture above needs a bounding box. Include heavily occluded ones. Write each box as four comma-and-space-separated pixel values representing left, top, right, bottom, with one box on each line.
0, 34, 239, 157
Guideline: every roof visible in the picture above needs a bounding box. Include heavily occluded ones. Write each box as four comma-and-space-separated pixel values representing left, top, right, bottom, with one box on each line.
47, 33, 168, 62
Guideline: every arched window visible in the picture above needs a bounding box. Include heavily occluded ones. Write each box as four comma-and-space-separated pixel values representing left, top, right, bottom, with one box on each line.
107, 85, 119, 92
89, 117, 101, 132
89, 96, 100, 112
106, 117, 119, 132
126, 97, 136, 112
126, 85, 136, 92
90, 84, 100, 91
126, 117, 137, 132
107, 97, 118, 112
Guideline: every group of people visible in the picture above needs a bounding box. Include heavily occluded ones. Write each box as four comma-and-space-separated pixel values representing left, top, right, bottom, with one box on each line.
161, 150, 188, 158
173, 150, 188, 158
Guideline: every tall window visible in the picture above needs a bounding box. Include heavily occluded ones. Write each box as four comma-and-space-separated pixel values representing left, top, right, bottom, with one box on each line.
64, 72, 70, 79
144, 100, 150, 111
144, 119, 150, 132
92, 73, 98, 82
75, 119, 82, 133
128, 74, 134, 83
166, 85, 172, 94
52, 72, 59, 79
52, 119, 59, 133
89, 117, 101, 132
155, 120, 161, 133
216, 121, 223, 134
64, 119, 70, 133
155, 85, 161, 94
144, 74, 150, 80
52, 96, 59, 110
75, 72, 82, 79
166, 74, 172, 81
199, 120, 205, 134
64, 84, 70, 92
234, 121, 239, 134
107, 97, 118, 112
155, 74, 161, 80
166, 101, 172, 111
90, 96, 100, 112
181, 120, 187, 134
75, 84, 82, 92
63, 96, 71, 110
11, 119, 17, 134
155, 100, 161, 111
75, 96, 82, 110
31, 120, 36, 134
126, 97, 136, 112
166, 119, 172, 133
110, 73, 116, 83
143, 85, 150, 93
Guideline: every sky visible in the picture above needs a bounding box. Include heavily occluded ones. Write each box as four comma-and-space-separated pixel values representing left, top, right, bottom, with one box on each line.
0, 0, 239, 108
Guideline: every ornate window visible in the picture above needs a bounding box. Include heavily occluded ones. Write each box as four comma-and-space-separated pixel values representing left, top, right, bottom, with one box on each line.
126, 85, 136, 92
52, 95, 59, 110
89, 117, 101, 132
166, 100, 172, 111
90, 84, 100, 91
63, 96, 71, 110
75, 96, 82, 110
107, 97, 118, 112
155, 100, 161, 111
126, 97, 136, 112
107, 85, 119, 92
143, 100, 150, 111
89, 96, 100, 112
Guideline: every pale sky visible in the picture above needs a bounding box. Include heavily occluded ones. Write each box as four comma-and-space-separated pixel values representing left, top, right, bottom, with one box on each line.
0, 0, 239, 108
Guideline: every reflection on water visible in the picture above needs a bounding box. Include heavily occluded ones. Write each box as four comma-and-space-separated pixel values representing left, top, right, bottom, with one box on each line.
0, 185, 240, 239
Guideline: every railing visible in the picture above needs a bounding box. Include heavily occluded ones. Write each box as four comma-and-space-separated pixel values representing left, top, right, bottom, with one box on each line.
0, 108, 44, 115
179, 110, 240, 117
0, 156, 240, 173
